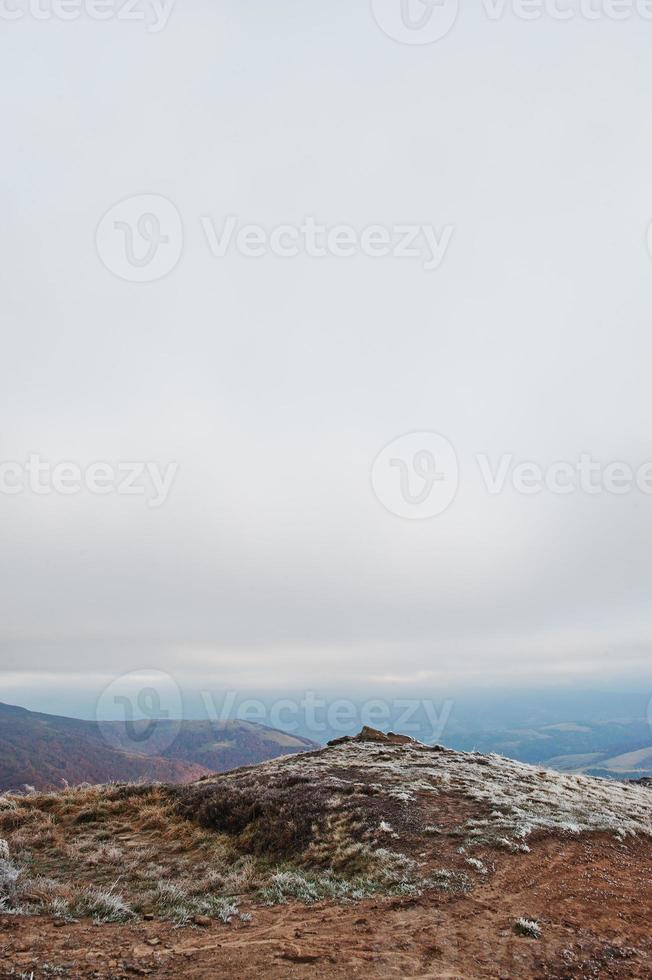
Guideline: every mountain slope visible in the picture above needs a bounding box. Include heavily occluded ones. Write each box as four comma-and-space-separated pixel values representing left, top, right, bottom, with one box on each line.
98, 716, 316, 773
1, 727, 652, 977
0, 702, 316, 791
176, 725, 652, 860
0, 702, 207, 790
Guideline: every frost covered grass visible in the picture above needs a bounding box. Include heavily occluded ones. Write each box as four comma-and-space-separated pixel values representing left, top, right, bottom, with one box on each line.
0, 848, 134, 923
171, 731, 652, 910
515, 917, 541, 938
258, 847, 407, 906
152, 880, 242, 926
258, 869, 378, 905
256, 859, 469, 907
0, 783, 259, 926
455, 753, 652, 847
72, 886, 133, 923
465, 857, 488, 874
0, 856, 26, 914
213, 737, 652, 849
3, 731, 651, 927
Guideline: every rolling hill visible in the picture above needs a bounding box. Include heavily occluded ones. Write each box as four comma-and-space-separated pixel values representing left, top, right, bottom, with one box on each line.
0, 702, 316, 792
447, 718, 652, 780
1, 727, 651, 977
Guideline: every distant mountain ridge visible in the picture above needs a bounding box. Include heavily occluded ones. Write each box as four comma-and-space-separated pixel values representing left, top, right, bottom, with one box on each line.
0, 701, 316, 792
446, 717, 652, 780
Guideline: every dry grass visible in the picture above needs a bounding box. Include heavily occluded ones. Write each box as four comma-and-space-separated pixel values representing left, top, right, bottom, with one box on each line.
0, 784, 249, 924
0, 767, 453, 927
4, 732, 648, 929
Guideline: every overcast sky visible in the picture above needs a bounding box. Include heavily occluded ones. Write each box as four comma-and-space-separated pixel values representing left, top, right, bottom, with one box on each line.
2, 1, 652, 713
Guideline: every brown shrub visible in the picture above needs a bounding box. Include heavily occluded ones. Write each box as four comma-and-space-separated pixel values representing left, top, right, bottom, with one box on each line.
174, 775, 338, 858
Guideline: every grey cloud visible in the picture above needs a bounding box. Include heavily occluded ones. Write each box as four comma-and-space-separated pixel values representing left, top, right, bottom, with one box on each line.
1, 3, 652, 701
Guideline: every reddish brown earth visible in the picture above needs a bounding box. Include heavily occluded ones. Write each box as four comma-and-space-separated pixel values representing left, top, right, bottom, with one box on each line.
2, 832, 651, 979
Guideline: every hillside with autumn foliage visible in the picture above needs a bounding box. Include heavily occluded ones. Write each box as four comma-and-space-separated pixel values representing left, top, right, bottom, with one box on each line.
0, 702, 316, 792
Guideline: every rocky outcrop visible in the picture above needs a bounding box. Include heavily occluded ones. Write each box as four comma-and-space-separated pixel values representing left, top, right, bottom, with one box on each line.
327, 726, 416, 747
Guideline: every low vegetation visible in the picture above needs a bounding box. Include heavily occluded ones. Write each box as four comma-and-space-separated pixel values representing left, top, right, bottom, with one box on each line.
515, 917, 542, 939
1, 729, 651, 931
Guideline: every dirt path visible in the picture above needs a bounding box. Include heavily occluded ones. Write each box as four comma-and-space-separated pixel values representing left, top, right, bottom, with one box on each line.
2, 833, 651, 978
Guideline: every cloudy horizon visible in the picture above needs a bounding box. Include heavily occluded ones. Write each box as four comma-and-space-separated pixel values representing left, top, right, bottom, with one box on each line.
2, 2, 652, 715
